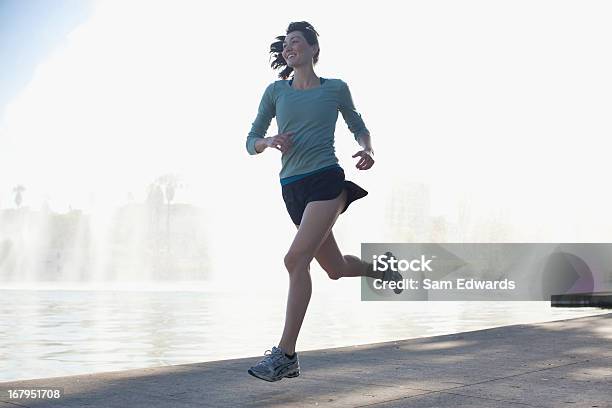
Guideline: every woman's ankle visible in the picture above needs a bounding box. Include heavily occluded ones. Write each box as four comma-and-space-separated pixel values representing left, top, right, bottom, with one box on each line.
366, 261, 384, 279
278, 344, 295, 356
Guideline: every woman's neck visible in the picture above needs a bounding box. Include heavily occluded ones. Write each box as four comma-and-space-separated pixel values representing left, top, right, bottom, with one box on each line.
290, 67, 319, 89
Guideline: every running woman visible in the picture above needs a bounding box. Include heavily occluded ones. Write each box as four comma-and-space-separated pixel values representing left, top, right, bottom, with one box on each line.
245, 21, 402, 382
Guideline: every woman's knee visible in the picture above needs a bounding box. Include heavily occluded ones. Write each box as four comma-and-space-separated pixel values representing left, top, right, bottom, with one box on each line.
314, 232, 347, 281
320, 255, 347, 280
325, 269, 342, 280
284, 249, 312, 274
326, 255, 365, 280
326, 255, 358, 280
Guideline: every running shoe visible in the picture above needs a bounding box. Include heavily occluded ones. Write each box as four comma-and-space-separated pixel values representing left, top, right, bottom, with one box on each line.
247, 346, 300, 382
382, 251, 404, 294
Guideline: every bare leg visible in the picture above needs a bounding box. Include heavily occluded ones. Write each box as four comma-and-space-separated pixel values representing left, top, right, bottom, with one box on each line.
278, 189, 348, 356
313, 230, 383, 280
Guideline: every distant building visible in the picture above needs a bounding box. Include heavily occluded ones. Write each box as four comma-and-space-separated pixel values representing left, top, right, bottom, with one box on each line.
385, 181, 431, 242
0, 204, 211, 283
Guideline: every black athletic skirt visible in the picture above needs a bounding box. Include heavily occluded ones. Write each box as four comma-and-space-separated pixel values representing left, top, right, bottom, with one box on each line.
281, 166, 368, 226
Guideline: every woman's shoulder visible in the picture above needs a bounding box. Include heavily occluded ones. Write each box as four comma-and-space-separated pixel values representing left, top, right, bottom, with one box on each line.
322, 77, 344, 84
266, 79, 288, 92
261, 80, 283, 95
324, 78, 349, 90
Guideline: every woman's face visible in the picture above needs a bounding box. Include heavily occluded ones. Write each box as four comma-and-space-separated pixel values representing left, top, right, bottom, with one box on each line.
282, 31, 317, 67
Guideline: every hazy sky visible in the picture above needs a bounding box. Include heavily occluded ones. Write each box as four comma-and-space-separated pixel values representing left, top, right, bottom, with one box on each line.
0, 0, 92, 118
1, 0, 611, 254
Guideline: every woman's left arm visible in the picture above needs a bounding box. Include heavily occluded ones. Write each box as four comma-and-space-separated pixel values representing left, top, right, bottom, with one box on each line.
337, 80, 374, 169
357, 132, 373, 154
353, 132, 375, 170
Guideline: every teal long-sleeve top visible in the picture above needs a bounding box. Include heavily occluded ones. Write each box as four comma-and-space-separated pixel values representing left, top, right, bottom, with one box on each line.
246, 77, 370, 185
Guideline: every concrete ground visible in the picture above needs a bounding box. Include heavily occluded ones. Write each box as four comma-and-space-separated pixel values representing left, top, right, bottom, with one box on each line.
1, 313, 610, 408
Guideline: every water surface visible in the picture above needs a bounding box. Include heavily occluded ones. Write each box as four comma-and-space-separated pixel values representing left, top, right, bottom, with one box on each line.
1, 284, 608, 382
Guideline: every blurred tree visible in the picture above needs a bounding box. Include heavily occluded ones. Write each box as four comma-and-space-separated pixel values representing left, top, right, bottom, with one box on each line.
146, 182, 164, 256
12, 185, 25, 208
156, 174, 183, 255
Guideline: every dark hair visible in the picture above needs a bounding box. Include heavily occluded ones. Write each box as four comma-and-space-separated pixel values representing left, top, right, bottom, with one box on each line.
269, 21, 320, 80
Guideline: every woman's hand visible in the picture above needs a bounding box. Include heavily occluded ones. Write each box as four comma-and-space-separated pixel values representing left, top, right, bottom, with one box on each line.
265, 132, 294, 153
352, 149, 374, 170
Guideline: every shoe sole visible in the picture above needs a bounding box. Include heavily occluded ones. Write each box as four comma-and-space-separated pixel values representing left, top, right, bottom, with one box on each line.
248, 368, 300, 382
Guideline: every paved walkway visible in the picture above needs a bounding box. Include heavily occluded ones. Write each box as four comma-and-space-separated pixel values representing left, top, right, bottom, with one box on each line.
1, 313, 610, 407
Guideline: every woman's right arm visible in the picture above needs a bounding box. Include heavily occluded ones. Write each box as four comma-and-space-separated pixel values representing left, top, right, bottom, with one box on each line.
246, 83, 276, 155
246, 83, 294, 155
254, 138, 268, 153
253, 132, 295, 154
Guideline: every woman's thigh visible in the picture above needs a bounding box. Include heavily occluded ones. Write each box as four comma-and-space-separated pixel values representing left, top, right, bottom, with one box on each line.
314, 230, 346, 275
294, 223, 346, 276
287, 189, 347, 263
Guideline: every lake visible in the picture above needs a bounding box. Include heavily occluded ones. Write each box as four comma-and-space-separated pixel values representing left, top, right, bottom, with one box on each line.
1, 282, 608, 382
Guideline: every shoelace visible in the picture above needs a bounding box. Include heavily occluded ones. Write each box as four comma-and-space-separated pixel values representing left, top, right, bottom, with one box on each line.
258, 347, 285, 366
